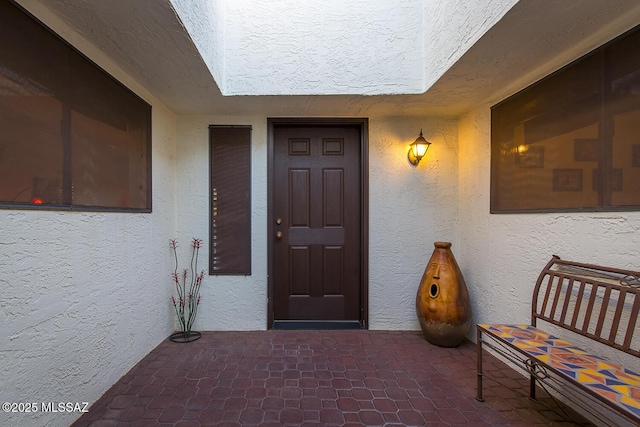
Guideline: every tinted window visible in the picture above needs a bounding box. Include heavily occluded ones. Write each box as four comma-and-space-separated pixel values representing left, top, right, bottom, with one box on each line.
491, 26, 640, 212
0, 0, 151, 211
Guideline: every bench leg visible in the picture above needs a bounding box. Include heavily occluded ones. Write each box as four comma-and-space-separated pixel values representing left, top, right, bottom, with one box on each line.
530, 370, 536, 399
476, 326, 484, 402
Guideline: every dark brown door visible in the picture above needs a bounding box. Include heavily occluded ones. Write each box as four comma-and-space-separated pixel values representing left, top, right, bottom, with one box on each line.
272, 124, 362, 323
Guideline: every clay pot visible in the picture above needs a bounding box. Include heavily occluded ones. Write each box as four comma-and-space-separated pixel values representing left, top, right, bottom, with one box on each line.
416, 242, 472, 347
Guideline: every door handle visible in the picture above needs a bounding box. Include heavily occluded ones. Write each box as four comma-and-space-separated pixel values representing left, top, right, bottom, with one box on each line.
276, 231, 283, 239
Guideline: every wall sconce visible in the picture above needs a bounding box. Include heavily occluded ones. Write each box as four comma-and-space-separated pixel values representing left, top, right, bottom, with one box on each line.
408, 129, 431, 166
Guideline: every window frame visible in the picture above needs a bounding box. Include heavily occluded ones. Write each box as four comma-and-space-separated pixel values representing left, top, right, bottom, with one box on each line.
490, 25, 640, 214
0, 0, 152, 213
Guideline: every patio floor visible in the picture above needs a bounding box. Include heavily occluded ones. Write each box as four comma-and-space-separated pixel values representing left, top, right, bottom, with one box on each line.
72, 330, 593, 426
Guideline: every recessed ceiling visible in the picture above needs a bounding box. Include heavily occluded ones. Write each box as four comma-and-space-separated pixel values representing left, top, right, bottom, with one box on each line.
20, 0, 640, 117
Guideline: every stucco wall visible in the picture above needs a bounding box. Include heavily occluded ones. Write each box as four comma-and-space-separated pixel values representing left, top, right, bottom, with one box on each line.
457, 11, 640, 357
0, 4, 177, 427
174, 116, 269, 331
169, 0, 520, 98
169, 0, 226, 91
223, 0, 424, 95
423, 0, 517, 90
458, 106, 640, 359
368, 117, 459, 329
458, 104, 640, 426
175, 115, 459, 331
3, 2, 639, 426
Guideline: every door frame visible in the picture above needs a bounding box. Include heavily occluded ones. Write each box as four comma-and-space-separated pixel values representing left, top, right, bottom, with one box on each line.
267, 117, 369, 329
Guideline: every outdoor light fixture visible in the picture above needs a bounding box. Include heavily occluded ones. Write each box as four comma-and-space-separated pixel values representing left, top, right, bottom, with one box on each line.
408, 129, 431, 166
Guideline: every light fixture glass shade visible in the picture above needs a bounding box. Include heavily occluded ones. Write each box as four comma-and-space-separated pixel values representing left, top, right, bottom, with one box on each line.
408, 130, 431, 166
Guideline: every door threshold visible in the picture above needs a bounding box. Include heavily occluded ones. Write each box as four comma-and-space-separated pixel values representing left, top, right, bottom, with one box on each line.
272, 321, 364, 330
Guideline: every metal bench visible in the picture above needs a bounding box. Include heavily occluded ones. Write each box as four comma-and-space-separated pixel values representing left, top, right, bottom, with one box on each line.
476, 256, 640, 426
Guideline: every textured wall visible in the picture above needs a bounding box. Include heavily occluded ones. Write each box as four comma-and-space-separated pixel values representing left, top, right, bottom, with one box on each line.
169, 0, 226, 90
457, 14, 640, 352
458, 106, 640, 364
423, 0, 517, 89
174, 115, 459, 331
0, 4, 177, 427
223, 0, 424, 95
173, 0, 518, 97
454, 21, 640, 423
3, 2, 639, 426
368, 117, 459, 329
174, 116, 269, 331
457, 103, 640, 426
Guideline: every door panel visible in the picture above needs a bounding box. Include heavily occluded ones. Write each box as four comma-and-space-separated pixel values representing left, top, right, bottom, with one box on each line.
273, 125, 361, 322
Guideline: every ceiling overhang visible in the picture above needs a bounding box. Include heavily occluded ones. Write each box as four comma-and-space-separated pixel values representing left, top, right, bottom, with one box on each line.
16, 0, 640, 117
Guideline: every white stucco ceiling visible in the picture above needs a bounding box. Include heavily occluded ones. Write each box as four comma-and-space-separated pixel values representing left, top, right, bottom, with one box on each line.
18, 0, 640, 117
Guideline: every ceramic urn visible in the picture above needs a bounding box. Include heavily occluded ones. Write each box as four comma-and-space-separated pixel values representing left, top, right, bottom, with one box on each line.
416, 242, 472, 347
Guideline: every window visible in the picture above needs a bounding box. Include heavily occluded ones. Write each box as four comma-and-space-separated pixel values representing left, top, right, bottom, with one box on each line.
209, 125, 252, 275
491, 25, 640, 213
0, 0, 151, 211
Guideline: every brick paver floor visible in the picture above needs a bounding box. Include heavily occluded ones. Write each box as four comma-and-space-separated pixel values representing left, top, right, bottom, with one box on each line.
72, 330, 592, 426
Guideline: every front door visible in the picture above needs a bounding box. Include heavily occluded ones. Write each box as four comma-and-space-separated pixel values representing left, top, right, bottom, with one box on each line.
270, 121, 365, 327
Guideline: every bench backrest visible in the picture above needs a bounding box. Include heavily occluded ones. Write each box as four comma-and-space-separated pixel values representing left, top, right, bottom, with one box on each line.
532, 256, 640, 358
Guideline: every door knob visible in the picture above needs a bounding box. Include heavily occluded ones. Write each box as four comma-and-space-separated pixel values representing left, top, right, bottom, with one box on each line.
276, 218, 283, 225
276, 231, 283, 239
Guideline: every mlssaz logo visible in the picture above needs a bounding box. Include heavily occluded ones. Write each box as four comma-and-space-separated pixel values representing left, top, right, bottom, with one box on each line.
41, 402, 89, 413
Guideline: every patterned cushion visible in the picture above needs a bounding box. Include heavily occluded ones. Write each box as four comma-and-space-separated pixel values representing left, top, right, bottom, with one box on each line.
479, 323, 640, 419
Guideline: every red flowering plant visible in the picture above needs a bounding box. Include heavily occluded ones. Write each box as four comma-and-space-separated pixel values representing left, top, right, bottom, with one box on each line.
169, 238, 204, 342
